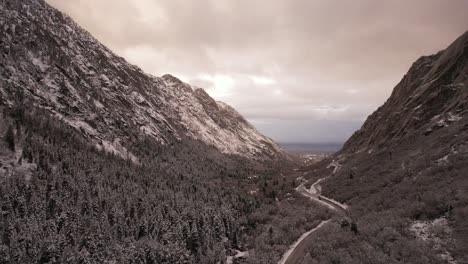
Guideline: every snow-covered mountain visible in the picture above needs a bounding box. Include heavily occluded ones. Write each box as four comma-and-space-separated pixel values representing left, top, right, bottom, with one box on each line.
0, 0, 284, 161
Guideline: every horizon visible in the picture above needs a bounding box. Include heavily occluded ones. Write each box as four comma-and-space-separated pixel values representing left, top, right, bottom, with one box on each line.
278, 142, 344, 145
279, 142, 343, 155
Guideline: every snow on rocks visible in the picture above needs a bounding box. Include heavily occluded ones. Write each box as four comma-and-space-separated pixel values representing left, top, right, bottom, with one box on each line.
160, 76, 283, 158
447, 112, 463, 122
66, 119, 98, 136
410, 217, 457, 264
96, 139, 139, 164
436, 154, 450, 165
29, 53, 49, 72
93, 100, 104, 109
226, 250, 250, 264
0, 0, 285, 162
431, 112, 463, 128
248, 188, 259, 195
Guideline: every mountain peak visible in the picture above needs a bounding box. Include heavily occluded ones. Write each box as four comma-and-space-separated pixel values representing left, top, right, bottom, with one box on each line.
161, 74, 185, 86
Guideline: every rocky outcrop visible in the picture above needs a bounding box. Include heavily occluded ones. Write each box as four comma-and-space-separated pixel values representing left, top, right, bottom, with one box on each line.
341, 31, 468, 154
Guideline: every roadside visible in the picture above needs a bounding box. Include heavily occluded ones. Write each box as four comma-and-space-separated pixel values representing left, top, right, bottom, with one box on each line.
277, 220, 331, 264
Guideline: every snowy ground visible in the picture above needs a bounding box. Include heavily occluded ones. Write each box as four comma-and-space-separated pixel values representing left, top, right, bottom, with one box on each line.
410, 217, 457, 264
226, 250, 249, 264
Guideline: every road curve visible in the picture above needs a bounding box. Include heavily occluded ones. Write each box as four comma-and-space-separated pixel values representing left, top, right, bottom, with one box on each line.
296, 183, 347, 215
279, 168, 347, 264
277, 220, 331, 264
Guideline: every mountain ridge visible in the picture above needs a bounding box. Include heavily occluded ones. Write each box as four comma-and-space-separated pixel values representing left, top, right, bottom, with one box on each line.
0, 0, 284, 161
341, 31, 468, 155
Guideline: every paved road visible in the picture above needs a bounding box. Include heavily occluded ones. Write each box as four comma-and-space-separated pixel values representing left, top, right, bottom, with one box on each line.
277, 220, 331, 264
280, 164, 347, 264
296, 182, 347, 216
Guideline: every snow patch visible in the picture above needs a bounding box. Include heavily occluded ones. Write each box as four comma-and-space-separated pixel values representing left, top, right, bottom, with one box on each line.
65, 119, 97, 136
96, 139, 139, 164
436, 154, 450, 165
447, 112, 462, 122
99, 74, 112, 86
226, 250, 249, 264
29, 53, 48, 72
248, 188, 259, 195
93, 100, 104, 109
410, 217, 456, 264
131, 91, 147, 104
432, 112, 463, 129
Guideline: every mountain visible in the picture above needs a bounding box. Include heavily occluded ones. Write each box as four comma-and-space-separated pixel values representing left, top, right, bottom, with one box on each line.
300, 31, 468, 263
0, 1, 303, 263
0, 0, 283, 161
342, 31, 468, 155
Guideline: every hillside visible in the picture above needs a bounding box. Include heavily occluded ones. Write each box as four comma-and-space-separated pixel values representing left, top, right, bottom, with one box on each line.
299, 31, 468, 263
0, 0, 283, 161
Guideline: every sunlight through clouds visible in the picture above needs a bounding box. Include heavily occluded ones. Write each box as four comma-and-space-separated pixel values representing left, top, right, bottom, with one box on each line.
250, 76, 277, 86
199, 74, 235, 98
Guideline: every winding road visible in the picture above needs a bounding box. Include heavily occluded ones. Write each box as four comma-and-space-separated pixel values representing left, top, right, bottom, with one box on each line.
296, 179, 347, 215
279, 162, 347, 264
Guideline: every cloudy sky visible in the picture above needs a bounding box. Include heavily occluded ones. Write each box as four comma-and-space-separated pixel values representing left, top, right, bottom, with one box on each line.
47, 0, 468, 143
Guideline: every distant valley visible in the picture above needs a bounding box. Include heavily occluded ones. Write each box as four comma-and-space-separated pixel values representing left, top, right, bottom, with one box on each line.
280, 143, 343, 155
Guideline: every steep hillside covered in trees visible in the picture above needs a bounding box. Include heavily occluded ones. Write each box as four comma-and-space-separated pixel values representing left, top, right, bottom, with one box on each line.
0, 97, 332, 263
297, 31, 468, 264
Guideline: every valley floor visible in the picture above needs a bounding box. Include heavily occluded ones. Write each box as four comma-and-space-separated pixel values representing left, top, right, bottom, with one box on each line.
279, 162, 347, 264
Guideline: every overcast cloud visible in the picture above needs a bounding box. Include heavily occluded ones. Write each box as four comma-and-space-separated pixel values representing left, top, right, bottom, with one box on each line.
47, 0, 468, 143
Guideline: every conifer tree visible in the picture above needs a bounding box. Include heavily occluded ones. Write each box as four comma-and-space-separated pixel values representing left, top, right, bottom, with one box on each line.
5, 125, 15, 151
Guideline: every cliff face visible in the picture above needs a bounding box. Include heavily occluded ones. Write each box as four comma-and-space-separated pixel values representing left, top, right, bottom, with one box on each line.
0, 0, 284, 161
342, 32, 468, 155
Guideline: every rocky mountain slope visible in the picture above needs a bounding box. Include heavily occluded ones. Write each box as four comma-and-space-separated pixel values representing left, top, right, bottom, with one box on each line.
312, 31, 468, 263
0, 0, 283, 161
341, 31, 468, 155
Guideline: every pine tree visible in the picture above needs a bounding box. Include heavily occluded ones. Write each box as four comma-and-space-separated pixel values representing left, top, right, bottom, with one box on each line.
350, 222, 358, 235
5, 125, 15, 151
